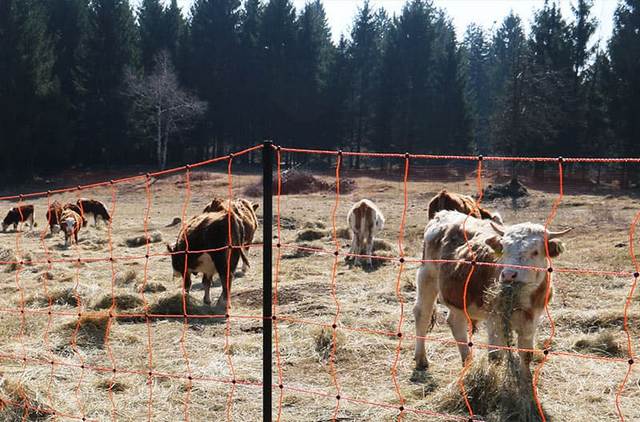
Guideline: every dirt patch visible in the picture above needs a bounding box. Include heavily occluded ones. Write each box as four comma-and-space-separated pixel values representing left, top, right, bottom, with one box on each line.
234, 285, 306, 308
147, 293, 214, 318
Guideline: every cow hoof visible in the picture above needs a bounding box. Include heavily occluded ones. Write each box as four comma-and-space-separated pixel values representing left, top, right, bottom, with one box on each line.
409, 369, 436, 389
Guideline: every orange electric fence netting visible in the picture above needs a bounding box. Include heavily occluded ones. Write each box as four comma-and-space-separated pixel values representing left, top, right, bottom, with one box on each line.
0, 142, 637, 421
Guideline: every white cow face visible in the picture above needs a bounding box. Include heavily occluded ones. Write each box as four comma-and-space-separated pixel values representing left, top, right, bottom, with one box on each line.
63, 218, 75, 235
490, 222, 570, 285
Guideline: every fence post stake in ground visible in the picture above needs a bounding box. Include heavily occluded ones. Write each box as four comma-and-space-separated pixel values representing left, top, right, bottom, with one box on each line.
263, 140, 274, 422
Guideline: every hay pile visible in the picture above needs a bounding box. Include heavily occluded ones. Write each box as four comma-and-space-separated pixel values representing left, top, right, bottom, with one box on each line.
0, 378, 52, 420
244, 170, 356, 197
0, 247, 18, 272
483, 177, 529, 200
124, 231, 162, 248
437, 281, 548, 421
60, 313, 111, 348
93, 293, 144, 311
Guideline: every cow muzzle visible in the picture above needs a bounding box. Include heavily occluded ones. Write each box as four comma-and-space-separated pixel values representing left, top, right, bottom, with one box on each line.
500, 268, 519, 283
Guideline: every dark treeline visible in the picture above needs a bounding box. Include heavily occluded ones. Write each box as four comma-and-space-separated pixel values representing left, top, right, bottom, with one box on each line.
0, 0, 639, 181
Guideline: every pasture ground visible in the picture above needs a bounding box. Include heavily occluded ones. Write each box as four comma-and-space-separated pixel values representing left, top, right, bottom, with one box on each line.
0, 158, 639, 421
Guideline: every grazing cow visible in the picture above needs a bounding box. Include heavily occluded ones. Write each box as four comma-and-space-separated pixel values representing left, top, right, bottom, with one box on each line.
2, 205, 35, 232
427, 189, 503, 224
167, 211, 249, 308
60, 209, 83, 246
203, 197, 259, 272
76, 198, 111, 225
346, 199, 385, 267
47, 201, 63, 233
62, 203, 87, 227
413, 210, 570, 374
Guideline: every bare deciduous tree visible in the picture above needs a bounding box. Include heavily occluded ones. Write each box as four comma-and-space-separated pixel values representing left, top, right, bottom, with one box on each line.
127, 51, 207, 169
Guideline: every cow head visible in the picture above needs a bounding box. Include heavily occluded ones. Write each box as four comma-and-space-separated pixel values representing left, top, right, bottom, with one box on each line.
490, 222, 571, 285
166, 242, 184, 279
62, 217, 76, 235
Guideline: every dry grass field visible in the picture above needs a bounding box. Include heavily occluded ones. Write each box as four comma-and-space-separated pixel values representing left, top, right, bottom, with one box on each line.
0, 155, 639, 421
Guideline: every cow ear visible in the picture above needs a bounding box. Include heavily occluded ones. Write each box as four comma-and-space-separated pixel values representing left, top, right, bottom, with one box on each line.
252, 203, 259, 211
485, 235, 503, 253
548, 239, 565, 257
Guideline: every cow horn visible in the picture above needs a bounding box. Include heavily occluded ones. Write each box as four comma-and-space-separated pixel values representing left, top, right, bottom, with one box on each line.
547, 228, 572, 239
490, 222, 505, 236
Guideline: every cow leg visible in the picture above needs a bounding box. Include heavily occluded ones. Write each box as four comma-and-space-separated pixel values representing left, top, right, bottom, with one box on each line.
240, 246, 250, 272
413, 264, 438, 370
347, 233, 358, 264
183, 273, 192, 293
447, 308, 471, 365
365, 234, 374, 268
486, 317, 508, 362
516, 321, 535, 375
202, 274, 212, 305
213, 250, 240, 311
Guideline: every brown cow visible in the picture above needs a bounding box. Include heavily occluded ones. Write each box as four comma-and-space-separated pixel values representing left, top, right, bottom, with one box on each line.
203, 197, 259, 272
2, 205, 34, 232
60, 208, 83, 247
47, 201, 63, 233
427, 189, 503, 224
413, 210, 570, 376
346, 199, 385, 268
77, 198, 111, 226
167, 211, 249, 309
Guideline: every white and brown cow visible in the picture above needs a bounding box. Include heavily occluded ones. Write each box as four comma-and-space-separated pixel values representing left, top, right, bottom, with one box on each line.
2, 204, 35, 232
427, 189, 503, 224
413, 210, 570, 374
60, 208, 83, 247
346, 199, 385, 268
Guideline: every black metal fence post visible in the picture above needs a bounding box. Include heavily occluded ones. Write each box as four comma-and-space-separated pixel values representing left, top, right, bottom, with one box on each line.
262, 140, 273, 422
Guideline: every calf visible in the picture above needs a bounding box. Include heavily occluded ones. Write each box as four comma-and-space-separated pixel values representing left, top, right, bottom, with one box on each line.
62, 203, 87, 227
203, 197, 259, 272
77, 198, 111, 226
346, 199, 385, 267
60, 209, 83, 247
47, 201, 63, 233
413, 210, 570, 374
167, 211, 249, 309
427, 189, 503, 224
2, 205, 35, 232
